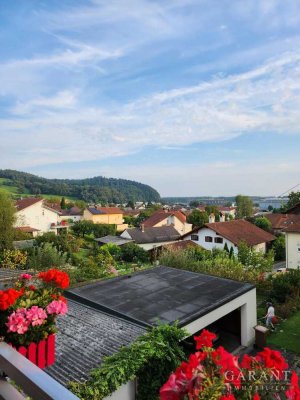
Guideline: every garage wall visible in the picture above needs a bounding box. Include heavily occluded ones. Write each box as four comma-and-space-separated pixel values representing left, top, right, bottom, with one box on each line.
183, 288, 256, 346
103, 381, 135, 400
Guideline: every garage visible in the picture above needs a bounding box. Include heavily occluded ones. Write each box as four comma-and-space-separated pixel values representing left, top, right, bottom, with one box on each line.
67, 265, 257, 348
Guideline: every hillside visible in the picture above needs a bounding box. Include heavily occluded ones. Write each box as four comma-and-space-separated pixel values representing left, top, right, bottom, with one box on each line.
0, 170, 160, 203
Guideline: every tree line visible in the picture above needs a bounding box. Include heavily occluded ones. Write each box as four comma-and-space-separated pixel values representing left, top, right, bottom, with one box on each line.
0, 169, 160, 203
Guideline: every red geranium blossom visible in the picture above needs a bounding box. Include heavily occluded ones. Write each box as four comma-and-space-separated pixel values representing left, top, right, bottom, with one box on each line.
286, 371, 300, 400
194, 329, 216, 349
0, 288, 23, 310
38, 269, 69, 289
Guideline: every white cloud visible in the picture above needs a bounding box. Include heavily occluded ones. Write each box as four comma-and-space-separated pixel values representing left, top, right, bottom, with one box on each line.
1, 49, 300, 169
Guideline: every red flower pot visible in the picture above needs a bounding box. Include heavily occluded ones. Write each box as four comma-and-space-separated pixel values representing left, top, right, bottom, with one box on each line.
10, 334, 55, 369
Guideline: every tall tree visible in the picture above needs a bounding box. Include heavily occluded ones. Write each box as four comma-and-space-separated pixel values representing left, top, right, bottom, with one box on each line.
254, 217, 272, 232
286, 191, 300, 209
187, 210, 208, 227
60, 196, 66, 209
235, 195, 253, 218
0, 191, 15, 252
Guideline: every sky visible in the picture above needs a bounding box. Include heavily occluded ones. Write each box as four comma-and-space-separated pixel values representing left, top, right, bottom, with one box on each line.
1, 0, 300, 197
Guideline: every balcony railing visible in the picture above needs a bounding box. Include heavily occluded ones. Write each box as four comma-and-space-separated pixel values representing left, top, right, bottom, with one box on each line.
0, 342, 79, 400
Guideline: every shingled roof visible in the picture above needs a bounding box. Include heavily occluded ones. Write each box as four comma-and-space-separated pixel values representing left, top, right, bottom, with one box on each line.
203, 219, 276, 246
124, 226, 181, 244
15, 197, 42, 211
46, 300, 145, 386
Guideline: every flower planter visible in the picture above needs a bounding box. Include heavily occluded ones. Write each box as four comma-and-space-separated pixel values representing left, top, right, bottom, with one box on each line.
9, 334, 55, 369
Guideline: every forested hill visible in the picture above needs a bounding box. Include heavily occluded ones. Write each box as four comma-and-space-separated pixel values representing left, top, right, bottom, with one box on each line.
0, 170, 160, 203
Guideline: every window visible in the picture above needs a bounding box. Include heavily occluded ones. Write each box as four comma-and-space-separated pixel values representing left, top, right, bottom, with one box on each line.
214, 237, 223, 244
297, 245, 300, 253
191, 234, 199, 241
205, 236, 213, 242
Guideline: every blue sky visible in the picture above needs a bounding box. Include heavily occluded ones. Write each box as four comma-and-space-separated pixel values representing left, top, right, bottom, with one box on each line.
1, 0, 300, 197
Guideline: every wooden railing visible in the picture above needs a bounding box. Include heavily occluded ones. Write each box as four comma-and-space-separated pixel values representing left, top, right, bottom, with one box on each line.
0, 342, 79, 400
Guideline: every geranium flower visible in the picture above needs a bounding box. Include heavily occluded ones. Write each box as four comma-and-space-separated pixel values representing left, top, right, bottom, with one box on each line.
286, 371, 300, 399
194, 329, 216, 349
20, 273, 32, 280
38, 269, 70, 289
220, 394, 236, 400
255, 348, 288, 378
26, 306, 47, 326
46, 300, 68, 316
0, 288, 23, 310
6, 309, 30, 334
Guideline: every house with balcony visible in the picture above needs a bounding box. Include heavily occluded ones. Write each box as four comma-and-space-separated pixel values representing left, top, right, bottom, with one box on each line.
14, 198, 68, 236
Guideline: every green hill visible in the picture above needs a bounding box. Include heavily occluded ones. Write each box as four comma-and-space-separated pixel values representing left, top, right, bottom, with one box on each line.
0, 170, 160, 204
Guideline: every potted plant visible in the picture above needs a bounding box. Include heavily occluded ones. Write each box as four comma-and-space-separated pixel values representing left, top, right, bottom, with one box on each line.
0, 269, 69, 368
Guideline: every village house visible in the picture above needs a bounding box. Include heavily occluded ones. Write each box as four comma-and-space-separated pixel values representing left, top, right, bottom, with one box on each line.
286, 201, 300, 215
83, 206, 128, 231
14, 198, 67, 236
142, 209, 192, 235
284, 223, 300, 269
265, 213, 300, 234
182, 216, 275, 254
120, 225, 181, 250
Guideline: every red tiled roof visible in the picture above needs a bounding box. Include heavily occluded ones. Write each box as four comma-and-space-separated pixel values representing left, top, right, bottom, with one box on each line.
284, 222, 300, 233
16, 226, 40, 232
143, 210, 186, 227
15, 198, 42, 211
204, 220, 276, 246
265, 213, 300, 230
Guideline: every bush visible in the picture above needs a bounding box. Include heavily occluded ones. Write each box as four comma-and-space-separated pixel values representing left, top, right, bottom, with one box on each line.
26, 243, 68, 270
254, 217, 272, 232
99, 243, 122, 261
0, 249, 27, 269
120, 243, 149, 263
237, 241, 274, 272
270, 269, 300, 303
272, 234, 286, 261
69, 258, 108, 283
35, 233, 69, 253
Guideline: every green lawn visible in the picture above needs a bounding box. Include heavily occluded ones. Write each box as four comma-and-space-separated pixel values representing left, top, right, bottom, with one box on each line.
267, 311, 300, 353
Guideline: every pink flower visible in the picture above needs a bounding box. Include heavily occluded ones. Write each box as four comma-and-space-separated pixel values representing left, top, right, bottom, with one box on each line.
20, 273, 32, 280
26, 306, 47, 326
46, 300, 68, 316
6, 309, 30, 334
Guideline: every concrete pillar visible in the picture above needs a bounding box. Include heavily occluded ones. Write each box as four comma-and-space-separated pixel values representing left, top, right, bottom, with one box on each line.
240, 290, 257, 346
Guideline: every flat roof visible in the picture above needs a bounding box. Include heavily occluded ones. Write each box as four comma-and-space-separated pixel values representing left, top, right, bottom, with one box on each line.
94, 235, 133, 245
67, 266, 254, 328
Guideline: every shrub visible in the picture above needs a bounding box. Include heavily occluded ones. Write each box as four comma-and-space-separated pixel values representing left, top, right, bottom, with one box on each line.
121, 243, 149, 263
26, 243, 68, 271
272, 234, 286, 261
0, 249, 27, 270
254, 216, 272, 232
99, 243, 122, 260
270, 269, 300, 303
69, 325, 186, 400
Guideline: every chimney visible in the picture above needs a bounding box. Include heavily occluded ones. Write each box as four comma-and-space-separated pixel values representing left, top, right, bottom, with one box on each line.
220, 212, 225, 222
209, 213, 215, 223
141, 224, 145, 232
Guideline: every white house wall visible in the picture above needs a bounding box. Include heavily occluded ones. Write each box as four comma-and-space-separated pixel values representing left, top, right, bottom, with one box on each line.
183, 288, 257, 346
15, 202, 59, 234
103, 381, 135, 400
286, 232, 300, 269
139, 241, 179, 251
186, 227, 237, 254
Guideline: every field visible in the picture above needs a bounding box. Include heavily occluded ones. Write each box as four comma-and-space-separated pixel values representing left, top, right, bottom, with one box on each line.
267, 311, 300, 353
0, 178, 78, 201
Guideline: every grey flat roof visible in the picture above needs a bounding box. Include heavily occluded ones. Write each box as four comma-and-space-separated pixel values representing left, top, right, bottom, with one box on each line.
94, 235, 133, 245
67, 266, 254, 328
46, 300, 145, 386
